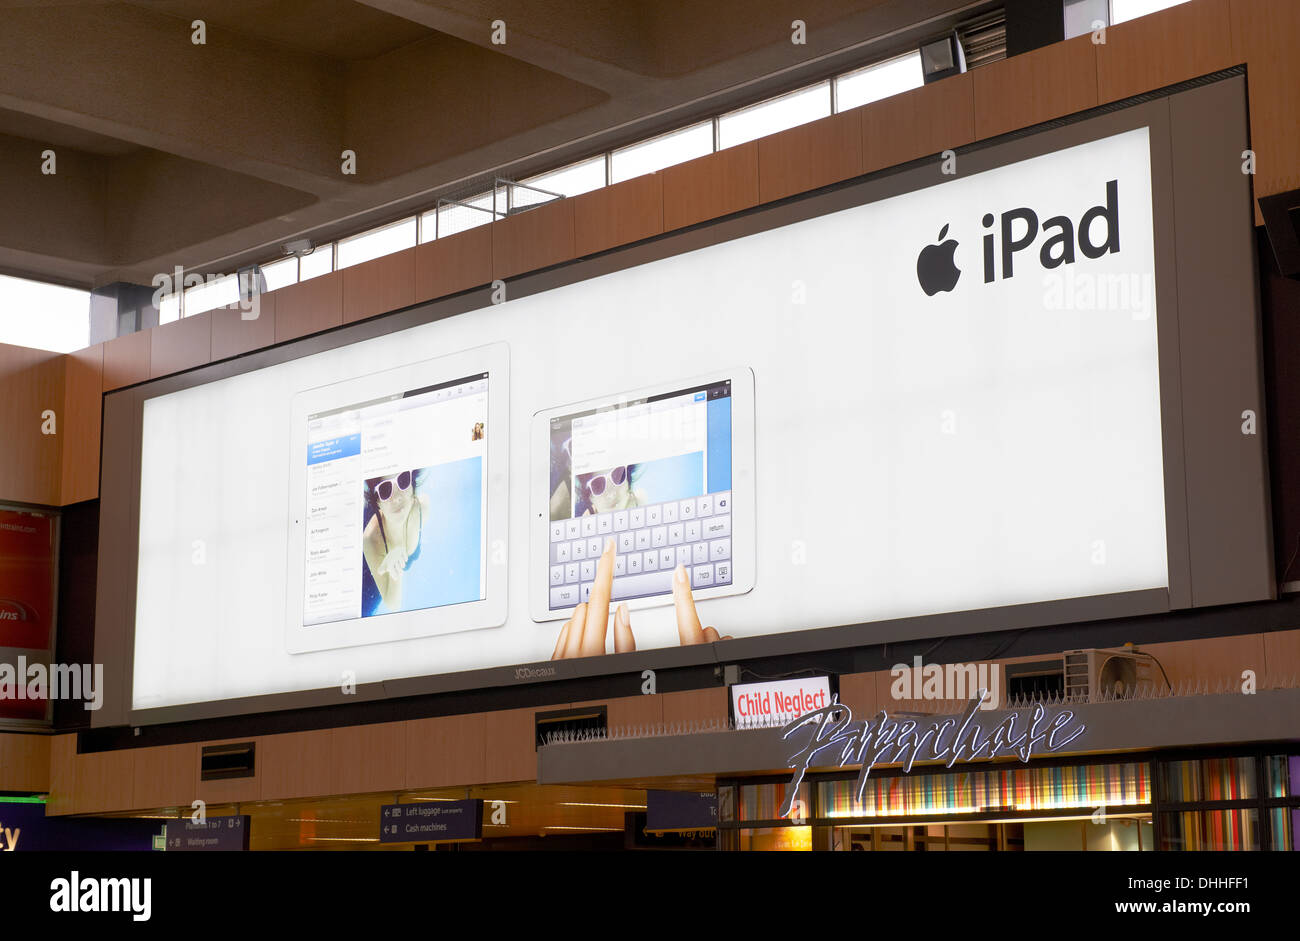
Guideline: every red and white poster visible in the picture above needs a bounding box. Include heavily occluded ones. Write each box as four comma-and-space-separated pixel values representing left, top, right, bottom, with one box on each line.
0, 508, 55, 651
0, 507, 55, 723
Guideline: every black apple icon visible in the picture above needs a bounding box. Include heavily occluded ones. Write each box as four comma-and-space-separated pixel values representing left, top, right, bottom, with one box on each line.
916, 224, 961, 296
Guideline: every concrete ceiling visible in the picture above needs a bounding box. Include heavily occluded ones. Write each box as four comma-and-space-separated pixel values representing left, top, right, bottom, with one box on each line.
0, 0, 983, 288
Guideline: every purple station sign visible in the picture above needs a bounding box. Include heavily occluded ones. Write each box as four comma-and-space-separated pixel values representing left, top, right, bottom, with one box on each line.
163, 816, 250, 851
379, 800, 482, 843
646, 791, 718, 833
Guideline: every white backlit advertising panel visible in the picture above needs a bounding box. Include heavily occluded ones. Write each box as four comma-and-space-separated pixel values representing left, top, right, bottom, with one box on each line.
133, 127, 1166, 713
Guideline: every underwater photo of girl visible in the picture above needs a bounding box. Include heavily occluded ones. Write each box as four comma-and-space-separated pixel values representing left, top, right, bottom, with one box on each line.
360, 460, 483, 617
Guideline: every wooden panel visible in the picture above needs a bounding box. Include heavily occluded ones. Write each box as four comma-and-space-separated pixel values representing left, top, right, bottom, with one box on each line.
0, 732, 49, 793
973, 35, 1099, 141
1263, 628, 1300, 683
1142, 633, 1267, 687
149, 310, 211, 379
492, 198, 576, 280
273, 271, 342, 343
46, 733, 76, 816
406, 713, 487, 788
131, 742, 197, 810
342, 247, 416, 324
663, 142, 760, 231
60, 342, 103, 504
414, 225, 493, 302
482, 707, 538, 783
1231, 0, 1300, 215
211, 293, 277, 361
573, 172, 664, 256
102, 328, 150, 392
759, 109, 864, 203
661, 687, 728, 726
1098, 0, 1233, 104
194, 737, 262, 806
330, 721, 406, 795
410, 713, 490, 787
0, 345, 62, 505
259, 729, 336, 800
605, 694, 663, 731
861, 72, 975, 174
74, 747, 135, 815
836, 671, 878, 716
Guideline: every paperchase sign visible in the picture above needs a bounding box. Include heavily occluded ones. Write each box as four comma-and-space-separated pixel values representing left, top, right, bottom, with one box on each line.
778, 690, 1087, 817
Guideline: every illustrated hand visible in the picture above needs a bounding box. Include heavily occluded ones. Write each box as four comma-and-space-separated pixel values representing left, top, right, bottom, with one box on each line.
552, 539, 631, 659
669, 562, 732, 646
551, 539, 730, 659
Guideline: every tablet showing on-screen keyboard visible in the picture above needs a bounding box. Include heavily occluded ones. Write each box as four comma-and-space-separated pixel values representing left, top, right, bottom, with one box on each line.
530, 368, 755, 622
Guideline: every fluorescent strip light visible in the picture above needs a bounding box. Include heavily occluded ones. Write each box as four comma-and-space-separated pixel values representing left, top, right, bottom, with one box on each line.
559, 802, 648, 810
305, 837, 381, 843
542, 826, 624, 832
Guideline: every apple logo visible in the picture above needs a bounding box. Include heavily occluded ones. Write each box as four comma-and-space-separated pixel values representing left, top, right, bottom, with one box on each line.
916, 224, 961, 296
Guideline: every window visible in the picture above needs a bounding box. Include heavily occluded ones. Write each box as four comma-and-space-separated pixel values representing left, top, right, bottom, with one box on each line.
1064, 0, 1109, 39
158, 293, 181, 325
519, 156, 606, 205
836, 52, 924, 112
336, 218, 416, 271
259, 256, 298, 293
299, 244, 334, 281
428, 192, 497, 240
718, 81, 831, 150
183, 273, 239, 317
1110, 0, 1192, 25
611, 122, 713, 183
0, 275, 89, 352
142, 44, 988, 294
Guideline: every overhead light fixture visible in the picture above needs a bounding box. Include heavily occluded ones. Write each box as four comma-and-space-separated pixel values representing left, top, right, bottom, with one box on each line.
541, 826, 623, 832
282, 238, 314, 257
919, 31, 966, 84
559, 802, 648, 810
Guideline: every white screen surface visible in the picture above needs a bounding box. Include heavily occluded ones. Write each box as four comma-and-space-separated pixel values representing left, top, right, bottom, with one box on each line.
133, 127, 1167, 712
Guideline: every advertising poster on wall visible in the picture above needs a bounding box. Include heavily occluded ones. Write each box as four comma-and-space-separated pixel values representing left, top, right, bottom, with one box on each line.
0, 507, 54, 650
0, 506, 56, 724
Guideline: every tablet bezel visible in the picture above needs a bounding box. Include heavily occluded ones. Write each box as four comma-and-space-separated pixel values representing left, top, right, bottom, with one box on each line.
529, 367, 755, 623
285, 341, 509, 654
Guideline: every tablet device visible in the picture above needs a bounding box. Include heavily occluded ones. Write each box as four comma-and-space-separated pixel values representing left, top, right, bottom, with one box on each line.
530, 368, 755, 623
285, 342, 509, 653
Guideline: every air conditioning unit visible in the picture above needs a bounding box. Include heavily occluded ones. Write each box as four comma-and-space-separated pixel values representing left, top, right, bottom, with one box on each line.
1063, 647, 1155, 702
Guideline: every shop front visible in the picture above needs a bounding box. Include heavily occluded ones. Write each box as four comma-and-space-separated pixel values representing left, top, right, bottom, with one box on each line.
537, 686, 1300, 852
716, 748, 1298, 851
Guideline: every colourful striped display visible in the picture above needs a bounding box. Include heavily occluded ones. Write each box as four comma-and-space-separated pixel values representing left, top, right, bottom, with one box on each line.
816, 762, 1149, 818
1160, 809, 1259, 851
1160, 757, 1256, 804
737, 782, 811, 821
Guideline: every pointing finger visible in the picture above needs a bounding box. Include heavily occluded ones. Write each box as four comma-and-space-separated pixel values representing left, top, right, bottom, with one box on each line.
673, 565, 705, 645
581, 539, 615, 657
551, 619, 572, 660
613, 603, 635, 653
565, 603, 588, 660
